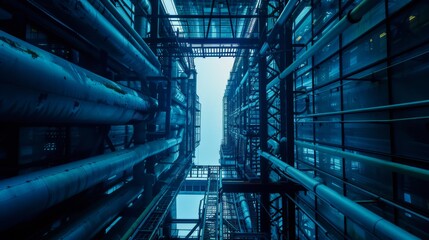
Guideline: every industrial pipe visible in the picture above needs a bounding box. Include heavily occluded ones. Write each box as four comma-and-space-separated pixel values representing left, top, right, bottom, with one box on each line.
237, 193, 253, 231
0, 138, 182, 230
123, 155, 192, 240
50, 149, 153, 240
154, 147, 180, 179
133, 0, 152, 14
92, 0, 160, 68
295, 140, 429, 181
50, 182, 144, 240
267, 0, 379, 89
0, 31, 157, 124
31, 0, 160, 77
132, 0, 151, 38
259, 151, 420, 240
259, 0, 298, 55
172, 82, 186, 107
234, 70, 250, 97
154, 105, 186, 131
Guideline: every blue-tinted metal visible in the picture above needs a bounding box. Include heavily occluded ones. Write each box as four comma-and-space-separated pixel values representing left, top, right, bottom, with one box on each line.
259, 151, 420, 240
0, 138, 182, 230
0, 31, 157, 124
267, 0, 379, 89
51, 183, 143, 240
295, 140, 429, 181
237, 193, 252, 232
31, 0, 160, 77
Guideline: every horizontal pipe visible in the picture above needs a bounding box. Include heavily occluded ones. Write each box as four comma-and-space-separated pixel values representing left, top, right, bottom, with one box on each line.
154, 105, 186, 130
31, 0, 160, 78
133, 0, 152, 15
95, 0, 160, 68
0, 31, 157, 124
50, 182, 144, 240
154, 150, 180, 179
295, 140, 429, 181
267, 0, 379, 90
259, 151, 420, 240
0, 138, 181, 230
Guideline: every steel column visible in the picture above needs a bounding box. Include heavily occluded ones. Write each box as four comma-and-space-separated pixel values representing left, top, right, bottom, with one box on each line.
258, 0, 270, 237
284, 10, 296, 240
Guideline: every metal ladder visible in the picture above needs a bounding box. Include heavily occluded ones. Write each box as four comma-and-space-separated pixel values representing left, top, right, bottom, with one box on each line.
131, 161, 192, 240
201, 171, 220, 239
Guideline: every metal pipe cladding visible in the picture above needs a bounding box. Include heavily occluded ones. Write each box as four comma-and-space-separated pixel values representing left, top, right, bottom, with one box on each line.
0, 30, 157, 124
0, 138, 182, 230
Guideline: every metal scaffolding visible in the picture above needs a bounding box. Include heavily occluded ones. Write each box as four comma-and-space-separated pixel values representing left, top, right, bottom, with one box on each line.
0, 0, 428, 239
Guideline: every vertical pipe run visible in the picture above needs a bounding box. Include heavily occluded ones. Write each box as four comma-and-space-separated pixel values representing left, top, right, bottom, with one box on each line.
237, 193, 253, 231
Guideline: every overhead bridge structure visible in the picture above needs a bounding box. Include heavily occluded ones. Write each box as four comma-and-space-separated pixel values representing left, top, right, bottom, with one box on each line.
0, 0, 428, 239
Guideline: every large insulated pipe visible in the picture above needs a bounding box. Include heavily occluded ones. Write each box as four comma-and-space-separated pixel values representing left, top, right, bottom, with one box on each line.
172, 82, 186, 107
132, 0, 152, 38
154, 146, 180, 179
50, 153, 149, 240
0, 138, 182, 230
154, 105, 186, 131
31, 0, 160, 77
91, 0, 160, 68
50, 182, 144, 240
259, 151, 420, 240
237, 193, 253, 231
267, 0, 379, 89
0, 31, 157, 124
133, 0, 151, 14
170, 59, 186, 107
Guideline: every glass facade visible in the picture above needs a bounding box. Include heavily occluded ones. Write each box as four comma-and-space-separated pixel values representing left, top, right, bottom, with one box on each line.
292, 1, 429, 238
223, 0, 429, 239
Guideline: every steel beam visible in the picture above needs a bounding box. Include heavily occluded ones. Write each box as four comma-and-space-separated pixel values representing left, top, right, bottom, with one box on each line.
221, 181, 303, 193
151, 14, 261, 19
258, 0, 270, 237
144, 37, 259, 45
